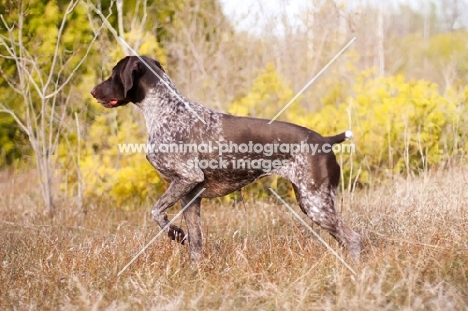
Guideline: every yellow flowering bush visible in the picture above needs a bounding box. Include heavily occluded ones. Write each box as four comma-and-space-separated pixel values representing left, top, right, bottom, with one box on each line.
228, 63, 308, 123
307, 72, 467, 185
80, 112, 161, 207
57, 104, 163, 209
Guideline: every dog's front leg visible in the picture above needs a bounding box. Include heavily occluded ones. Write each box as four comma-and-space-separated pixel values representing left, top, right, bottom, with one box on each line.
181, 195, 203, 264
151, 179, 201, 243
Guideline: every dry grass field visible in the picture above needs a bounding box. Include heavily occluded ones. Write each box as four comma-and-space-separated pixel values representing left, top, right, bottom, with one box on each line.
1, 166, 467, 310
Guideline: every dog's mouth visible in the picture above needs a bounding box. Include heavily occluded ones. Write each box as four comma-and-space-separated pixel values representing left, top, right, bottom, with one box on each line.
96, 98, 119, 108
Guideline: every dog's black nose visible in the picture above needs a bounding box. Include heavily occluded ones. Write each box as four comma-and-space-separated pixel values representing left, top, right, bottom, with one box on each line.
90, 88, 97, 98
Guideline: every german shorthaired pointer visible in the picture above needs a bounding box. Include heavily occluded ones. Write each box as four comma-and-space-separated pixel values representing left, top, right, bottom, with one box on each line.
91, 56, 361, 263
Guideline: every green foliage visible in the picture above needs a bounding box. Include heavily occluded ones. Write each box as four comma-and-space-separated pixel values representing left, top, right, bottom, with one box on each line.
91, 0, 184, 44
0, 114, 22, 166
0, 0, 94, 168
109, 29, 167, 68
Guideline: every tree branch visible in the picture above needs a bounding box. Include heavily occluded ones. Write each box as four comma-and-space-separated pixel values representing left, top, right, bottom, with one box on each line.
83, 0, 129, 55
44, 0, 80, 93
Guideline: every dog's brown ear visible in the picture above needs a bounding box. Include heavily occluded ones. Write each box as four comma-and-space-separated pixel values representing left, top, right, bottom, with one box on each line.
121, 58, 141, 97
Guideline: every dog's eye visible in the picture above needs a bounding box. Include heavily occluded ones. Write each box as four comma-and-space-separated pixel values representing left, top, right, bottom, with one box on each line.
111, 73, 124, 87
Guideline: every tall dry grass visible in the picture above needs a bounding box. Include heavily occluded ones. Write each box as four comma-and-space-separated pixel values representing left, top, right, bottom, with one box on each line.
1, 166, 467, 310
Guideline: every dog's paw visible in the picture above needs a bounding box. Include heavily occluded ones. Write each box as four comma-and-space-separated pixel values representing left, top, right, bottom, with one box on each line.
168, 225, 186, 244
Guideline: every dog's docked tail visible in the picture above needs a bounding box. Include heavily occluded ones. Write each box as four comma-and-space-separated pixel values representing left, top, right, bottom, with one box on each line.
326, 130, 353, 145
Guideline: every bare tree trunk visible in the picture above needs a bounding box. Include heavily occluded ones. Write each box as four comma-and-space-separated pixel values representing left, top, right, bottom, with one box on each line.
0, 1, 98, 215
377, 5, 385, 77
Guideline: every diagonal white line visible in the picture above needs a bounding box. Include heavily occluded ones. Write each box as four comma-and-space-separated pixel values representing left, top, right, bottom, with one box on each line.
117, 37, 207, 125
268, 37, 356, 124
117, 188, 206, 277
268, 188, 356, 275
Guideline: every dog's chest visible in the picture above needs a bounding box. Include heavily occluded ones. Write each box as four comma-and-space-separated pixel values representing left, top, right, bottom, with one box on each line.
143, 107, 226, 179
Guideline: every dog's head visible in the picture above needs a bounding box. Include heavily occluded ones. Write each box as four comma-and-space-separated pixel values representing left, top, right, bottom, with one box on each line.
90, 56, 165, 108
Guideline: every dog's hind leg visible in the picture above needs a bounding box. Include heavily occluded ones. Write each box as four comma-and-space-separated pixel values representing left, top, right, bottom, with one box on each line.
181, 195, 203, 263
292, 183, 362, 263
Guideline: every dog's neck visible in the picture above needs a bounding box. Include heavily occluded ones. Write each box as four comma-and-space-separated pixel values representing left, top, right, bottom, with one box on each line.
134, 84, 213, 139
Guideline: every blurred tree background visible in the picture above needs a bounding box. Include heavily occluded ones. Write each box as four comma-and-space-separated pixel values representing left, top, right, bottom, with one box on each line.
1, 0, 467, 210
